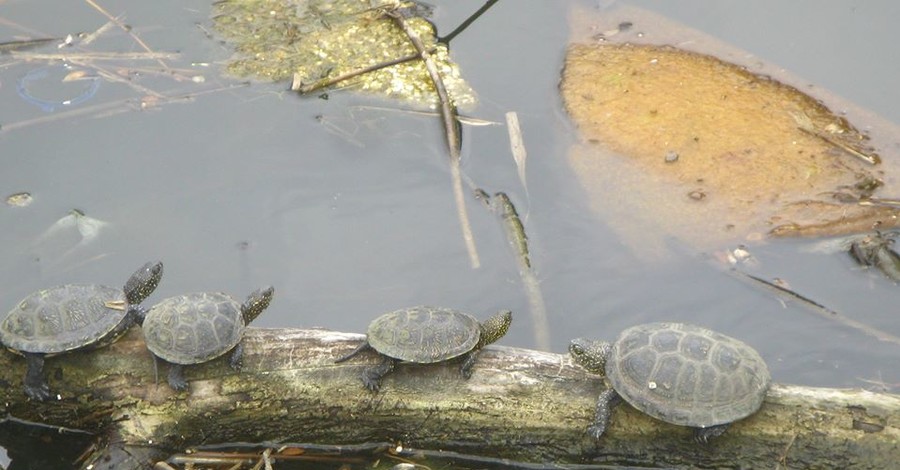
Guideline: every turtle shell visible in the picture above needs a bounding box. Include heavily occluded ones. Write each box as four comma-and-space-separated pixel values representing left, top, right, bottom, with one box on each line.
143, 292, 245, 365
607, 322, 770, 428
367, 306, 481, 363
0, 284, 129, 354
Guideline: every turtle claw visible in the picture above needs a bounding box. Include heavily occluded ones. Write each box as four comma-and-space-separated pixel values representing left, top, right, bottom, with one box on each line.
360, 357, 394, 392
587, 424, 607, 440
362, 375, 381, 392
693, 424, 728, 443
168, 364, 188, 391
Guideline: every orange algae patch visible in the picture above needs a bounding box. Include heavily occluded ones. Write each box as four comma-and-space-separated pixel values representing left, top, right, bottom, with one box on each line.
561, 43, 899, 254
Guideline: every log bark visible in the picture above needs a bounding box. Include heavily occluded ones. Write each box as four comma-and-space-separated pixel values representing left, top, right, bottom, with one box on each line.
0, 327, 896, 469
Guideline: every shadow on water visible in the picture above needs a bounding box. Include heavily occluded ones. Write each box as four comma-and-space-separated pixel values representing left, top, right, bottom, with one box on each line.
1, 0, 899, 468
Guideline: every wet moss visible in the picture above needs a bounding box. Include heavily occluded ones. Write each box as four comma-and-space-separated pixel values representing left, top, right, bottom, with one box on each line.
212, 0, 475, 108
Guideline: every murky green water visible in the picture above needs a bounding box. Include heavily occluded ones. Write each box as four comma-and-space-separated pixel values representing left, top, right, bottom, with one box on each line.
1, 0, 898, 468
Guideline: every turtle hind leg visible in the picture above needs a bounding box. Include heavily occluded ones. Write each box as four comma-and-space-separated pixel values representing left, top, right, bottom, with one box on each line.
694, 424, 729, 443
167, 363, 188, 391
361, 356, 395, 392
229, 343, 244, 371
23, 352, 50, 401
459, 350, 480, 379
588, 389, 621, 439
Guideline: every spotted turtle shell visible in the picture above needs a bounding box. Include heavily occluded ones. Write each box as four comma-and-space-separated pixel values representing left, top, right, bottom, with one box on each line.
367, 306, 481, 363
607, 322, 770, 428
0, 284, 129, 354
143, 292, 245, 365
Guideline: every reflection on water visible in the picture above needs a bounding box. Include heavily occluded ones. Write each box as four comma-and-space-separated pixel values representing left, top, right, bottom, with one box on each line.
1, 0, 899, 467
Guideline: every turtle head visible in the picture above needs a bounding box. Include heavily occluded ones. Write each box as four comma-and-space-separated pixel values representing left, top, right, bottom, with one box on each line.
477, 310, 512, 348
568, 338, 611, 375
241, 286, 274, 324
123, 261, 163, 305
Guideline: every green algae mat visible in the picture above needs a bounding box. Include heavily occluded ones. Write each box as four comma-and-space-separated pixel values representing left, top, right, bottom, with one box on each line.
212, 0, 475, 108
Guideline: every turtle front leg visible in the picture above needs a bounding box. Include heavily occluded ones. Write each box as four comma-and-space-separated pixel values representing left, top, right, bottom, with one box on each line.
589, 388, 621, 439
694, 423, 729, 443
459, 349, 480, 379
23, 352, 51, 401
229, 343, 244, 371
168, 363, 188, 391
361, 357, 395, 392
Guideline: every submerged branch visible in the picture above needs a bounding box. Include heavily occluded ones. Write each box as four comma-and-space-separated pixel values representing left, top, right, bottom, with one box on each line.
729, 269, 900, 346
389, 8, 480, 268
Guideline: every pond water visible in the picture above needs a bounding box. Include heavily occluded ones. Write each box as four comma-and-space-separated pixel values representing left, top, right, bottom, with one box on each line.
1, 0, 898, 468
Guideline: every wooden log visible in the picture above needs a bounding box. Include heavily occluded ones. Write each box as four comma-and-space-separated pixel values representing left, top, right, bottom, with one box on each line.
0, 327, 896, 469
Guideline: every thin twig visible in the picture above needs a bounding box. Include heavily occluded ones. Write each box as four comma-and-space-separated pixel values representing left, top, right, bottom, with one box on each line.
83, 0, 170, 70
791, 110, 880, 165
350, 105, 499, 126
10, 51, 179, 61
389, 8, 480, 269
0, 37, 59, 53
72, 60, 168, 98
730, 270, 900, 346
294, 50, 430, 94
0, 83, 248, 133
439, 0, 501, 44
78, 19, 119, 46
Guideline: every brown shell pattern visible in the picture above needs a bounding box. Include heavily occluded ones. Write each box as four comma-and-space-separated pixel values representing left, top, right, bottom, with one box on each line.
607, 322, 771, 427
366, 306, 481, 363
0, 284, 127, 354
143, 292, 244, 365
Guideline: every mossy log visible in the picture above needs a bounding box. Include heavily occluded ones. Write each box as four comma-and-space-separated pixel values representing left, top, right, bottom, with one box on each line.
0, 328, 896, 469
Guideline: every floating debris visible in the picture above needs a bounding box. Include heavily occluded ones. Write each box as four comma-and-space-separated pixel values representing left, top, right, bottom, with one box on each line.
6, 192, 33, 207
212, 0, 476, 109
0, 37, 59, 54
848, 232, 900, 282
505, 111, 529, 195
16, 65, 100, 112
34, 209, 110, 248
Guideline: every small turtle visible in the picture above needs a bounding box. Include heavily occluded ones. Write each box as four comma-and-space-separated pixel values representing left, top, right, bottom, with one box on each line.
335, 305, 512, 391
569, 322, 770, 442
0, 261, 163, 400
142, 287, 274, 391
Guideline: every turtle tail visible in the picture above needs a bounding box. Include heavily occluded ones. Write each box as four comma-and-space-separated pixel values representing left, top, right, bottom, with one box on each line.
335, 340, 372, 363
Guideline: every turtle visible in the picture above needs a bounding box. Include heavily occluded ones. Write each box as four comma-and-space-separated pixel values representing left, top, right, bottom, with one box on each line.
142, 287, 274, 391
569, 322, 770, 443
0, 261, 163, 401
335, 305, 513, 391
